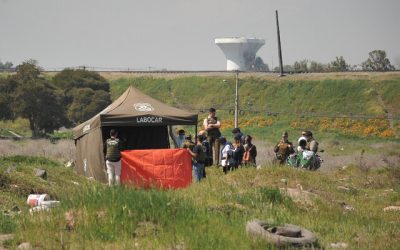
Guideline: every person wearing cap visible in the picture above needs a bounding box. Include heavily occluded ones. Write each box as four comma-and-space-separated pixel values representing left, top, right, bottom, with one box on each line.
203, 107, 222, 165
273, 131, 295, 165
303, 131, 318, 153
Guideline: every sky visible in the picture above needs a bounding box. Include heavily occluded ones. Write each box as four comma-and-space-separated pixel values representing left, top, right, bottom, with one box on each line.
1, 0, 399, 70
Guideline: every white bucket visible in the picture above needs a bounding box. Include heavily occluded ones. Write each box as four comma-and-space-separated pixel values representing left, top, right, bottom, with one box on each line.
27, 194, 50, 207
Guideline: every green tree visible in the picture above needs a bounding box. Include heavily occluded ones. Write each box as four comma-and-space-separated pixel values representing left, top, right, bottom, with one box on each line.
293, 60, 308, 73
52, 69, 111, 125
329, 56, 349, 72
15, 60, 41, 81
0, 60, 13, 70
53, 68, 110, 92
361, 50, 395, 71
0, 77, 17, 120
12, 61, 67, 138
252, 57, 269, 71
274, 65, 294, 72
67, 88, 111, 124
309, 61, 326, 72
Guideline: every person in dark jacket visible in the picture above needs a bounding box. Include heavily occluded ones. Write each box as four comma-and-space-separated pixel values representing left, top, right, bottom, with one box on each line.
232, 135, 244, 169
103, 129, 123, 186
187, 134, 207, 182
243, 135, 257, 166
232, 127, 245, 144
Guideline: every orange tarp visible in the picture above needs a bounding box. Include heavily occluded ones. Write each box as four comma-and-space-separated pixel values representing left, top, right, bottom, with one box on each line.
121, 149, 192, 189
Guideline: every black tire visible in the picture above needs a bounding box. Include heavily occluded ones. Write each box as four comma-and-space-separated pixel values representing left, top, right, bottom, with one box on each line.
246, 220, 317, 247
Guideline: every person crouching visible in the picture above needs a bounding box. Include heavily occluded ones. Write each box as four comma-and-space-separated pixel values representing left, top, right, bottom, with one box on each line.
187, 134, 207, 182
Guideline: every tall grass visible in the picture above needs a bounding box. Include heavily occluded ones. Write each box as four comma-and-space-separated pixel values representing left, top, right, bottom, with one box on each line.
1, 154, 399, 249
0, 139, 74, 162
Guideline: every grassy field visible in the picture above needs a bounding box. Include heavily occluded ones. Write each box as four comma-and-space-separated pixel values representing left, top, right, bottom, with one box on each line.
2, 72, 399, 140
0, 154, 399, 249
107, 72, 400, 140
1, 72, 400, 249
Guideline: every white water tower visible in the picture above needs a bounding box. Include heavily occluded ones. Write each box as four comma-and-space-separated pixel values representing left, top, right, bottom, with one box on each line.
215, 37, 265, 71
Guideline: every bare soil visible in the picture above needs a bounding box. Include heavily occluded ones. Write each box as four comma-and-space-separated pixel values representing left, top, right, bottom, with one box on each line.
0, 234, 13, 250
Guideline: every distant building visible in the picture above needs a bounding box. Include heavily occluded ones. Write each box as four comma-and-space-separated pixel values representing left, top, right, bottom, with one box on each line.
215, 37, 265, 71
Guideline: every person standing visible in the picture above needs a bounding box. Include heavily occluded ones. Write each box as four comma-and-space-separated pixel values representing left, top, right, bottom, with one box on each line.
174, 129, 186, 148
198, 130, 212, 167
182, 134, 195, 150
104, 129, 123, 186
232, 135, 245, 169
203, 107, 221, 165
219, 137, 233, 174
187, 134, 207, 182
273, 131, 295, 165
169, 127, 186, 148
243, 135, 257, 166
232, 127, 245, 144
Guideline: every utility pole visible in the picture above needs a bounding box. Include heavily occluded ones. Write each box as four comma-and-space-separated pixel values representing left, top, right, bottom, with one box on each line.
235, 70, 239, 128
276, 10, 284, 76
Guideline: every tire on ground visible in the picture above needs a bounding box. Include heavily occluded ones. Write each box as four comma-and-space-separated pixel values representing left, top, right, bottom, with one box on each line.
246, 219, 317, 247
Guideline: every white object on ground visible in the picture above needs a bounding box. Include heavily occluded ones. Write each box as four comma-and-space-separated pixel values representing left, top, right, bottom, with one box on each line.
27, 194, 49, 207
383, 206, 400, 212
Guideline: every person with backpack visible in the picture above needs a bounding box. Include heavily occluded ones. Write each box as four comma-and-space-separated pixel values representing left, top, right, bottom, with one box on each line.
187, 134, 207, 182
243, 135, 257, 166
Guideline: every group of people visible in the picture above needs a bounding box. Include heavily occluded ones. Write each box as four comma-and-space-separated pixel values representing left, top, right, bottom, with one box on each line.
103, 108, 320, 186
273, 130, 319, 168
173, 108, 257, 182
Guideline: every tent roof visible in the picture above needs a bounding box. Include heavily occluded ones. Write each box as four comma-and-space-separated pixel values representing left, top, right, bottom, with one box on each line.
73, 86, 198, 139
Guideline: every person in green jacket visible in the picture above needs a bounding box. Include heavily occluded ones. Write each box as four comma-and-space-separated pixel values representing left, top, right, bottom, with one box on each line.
104, 129, 123, 186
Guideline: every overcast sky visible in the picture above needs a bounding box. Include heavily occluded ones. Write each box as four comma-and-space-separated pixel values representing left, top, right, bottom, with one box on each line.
1, 0, 399, 70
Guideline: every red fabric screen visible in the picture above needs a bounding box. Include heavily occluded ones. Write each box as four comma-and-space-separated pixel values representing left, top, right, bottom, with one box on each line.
121, 149, 192, 189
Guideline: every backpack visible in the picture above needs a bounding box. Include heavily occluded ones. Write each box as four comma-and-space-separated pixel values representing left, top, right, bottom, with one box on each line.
243, 145, 254, 163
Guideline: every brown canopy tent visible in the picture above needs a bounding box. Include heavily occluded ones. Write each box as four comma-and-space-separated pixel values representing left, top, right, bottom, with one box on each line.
73, 86, 198, 182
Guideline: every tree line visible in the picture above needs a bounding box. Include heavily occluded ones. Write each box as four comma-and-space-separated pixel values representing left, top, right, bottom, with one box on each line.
0, 60, 111, 138
272, 50, 396, 73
